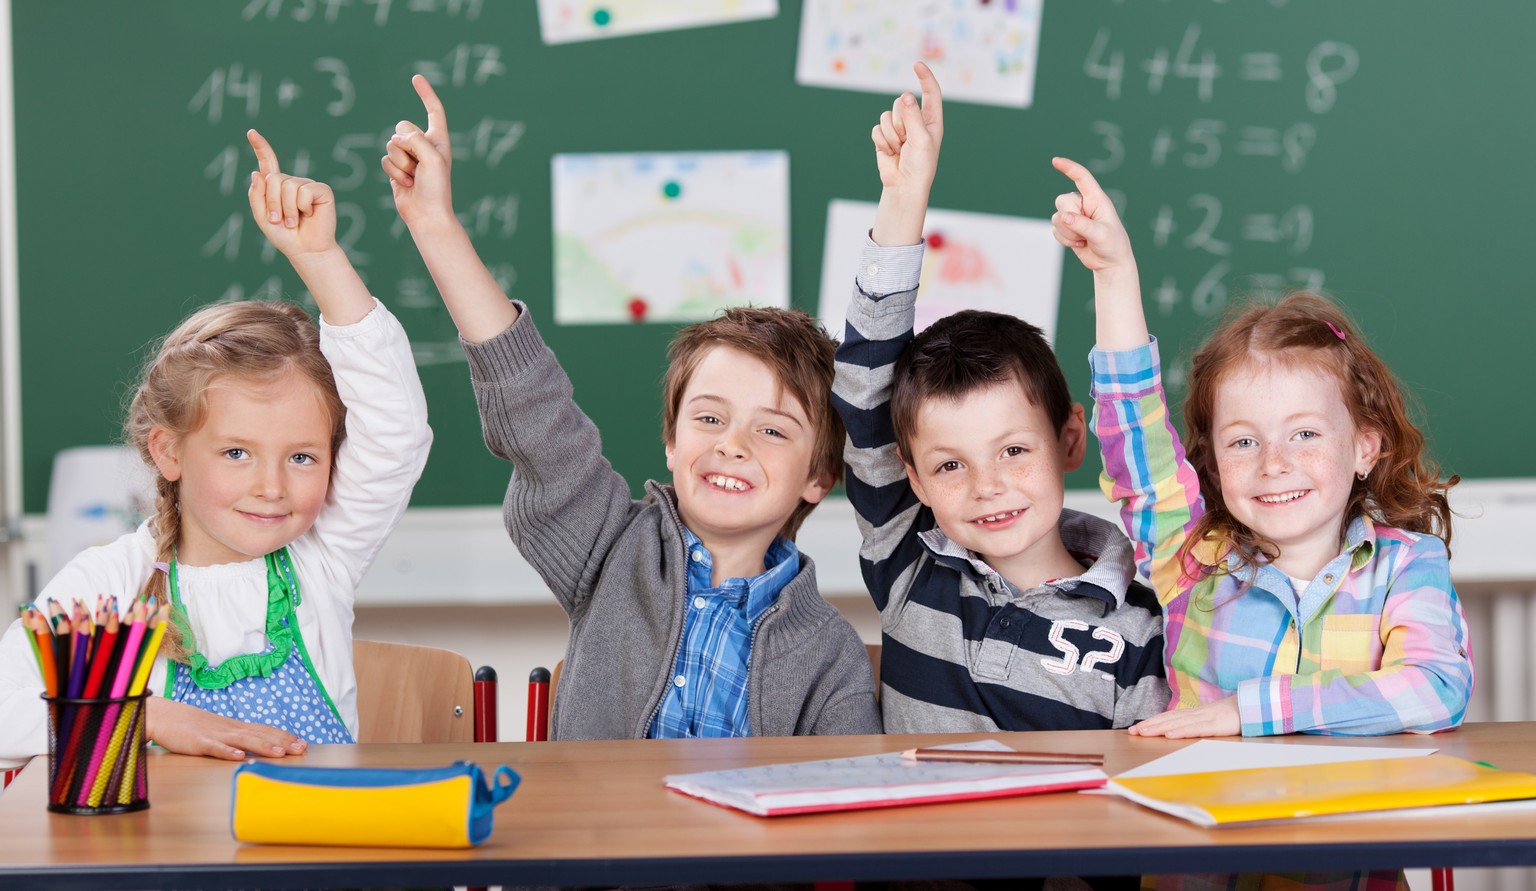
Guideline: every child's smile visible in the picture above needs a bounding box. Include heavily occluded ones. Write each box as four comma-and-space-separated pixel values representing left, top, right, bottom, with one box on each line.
903, 379, 1086, 590
150, 371, 336, 567
665, 346, 830, 574
1212, 358, 1379, 579
970, 507, 1027, 528
703, 473, 752, 492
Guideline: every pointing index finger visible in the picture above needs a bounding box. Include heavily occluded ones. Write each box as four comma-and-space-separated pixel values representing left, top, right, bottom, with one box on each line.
913, 60, 943, 127
1052, 156, 1110, 213
246, 129, 281, 176
411, 74, 448, 134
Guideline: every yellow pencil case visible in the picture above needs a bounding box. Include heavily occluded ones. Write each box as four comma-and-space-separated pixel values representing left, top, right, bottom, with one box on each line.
230, 760, 519, 848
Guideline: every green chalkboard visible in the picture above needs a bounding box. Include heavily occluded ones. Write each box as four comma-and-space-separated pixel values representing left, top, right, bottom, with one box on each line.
13, 1, 1532, 514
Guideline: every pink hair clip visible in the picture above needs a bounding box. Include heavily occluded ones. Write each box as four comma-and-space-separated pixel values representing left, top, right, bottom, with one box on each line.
1325, 322, 1347, 341
153, 562, 170, 574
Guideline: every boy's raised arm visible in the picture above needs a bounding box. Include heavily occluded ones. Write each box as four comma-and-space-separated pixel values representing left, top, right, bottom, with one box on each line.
871, 61, 943, 247
382, 75, 519, 343
246, 129, 373, 326
1051, 157, 1145, 351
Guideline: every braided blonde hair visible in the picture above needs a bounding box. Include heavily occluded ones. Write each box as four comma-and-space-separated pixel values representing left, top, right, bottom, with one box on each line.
125, 301, 346, 663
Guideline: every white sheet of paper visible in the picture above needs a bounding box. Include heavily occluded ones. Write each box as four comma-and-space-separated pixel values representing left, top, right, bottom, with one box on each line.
796, 0, 1043, 107
553, 151, 789, 325
537, 0, 777, 44
1114, 739, 1438, 780
817, 199, 1061, 343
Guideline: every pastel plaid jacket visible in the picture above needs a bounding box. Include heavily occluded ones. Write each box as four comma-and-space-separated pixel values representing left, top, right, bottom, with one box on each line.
1089, 339, 1472, 736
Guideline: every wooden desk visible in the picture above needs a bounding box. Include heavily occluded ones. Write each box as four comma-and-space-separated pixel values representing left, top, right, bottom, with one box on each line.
3, 725, 1536, 890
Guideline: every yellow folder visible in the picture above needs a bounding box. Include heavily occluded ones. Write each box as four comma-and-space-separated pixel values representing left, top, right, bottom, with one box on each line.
1109, 754, 1536, 827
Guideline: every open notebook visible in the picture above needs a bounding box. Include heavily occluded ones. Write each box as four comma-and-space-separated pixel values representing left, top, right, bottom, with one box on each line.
664, 740, 1106, 817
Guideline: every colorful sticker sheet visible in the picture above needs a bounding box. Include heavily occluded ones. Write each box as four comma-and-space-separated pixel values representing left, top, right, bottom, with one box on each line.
796, 0, 1044, 107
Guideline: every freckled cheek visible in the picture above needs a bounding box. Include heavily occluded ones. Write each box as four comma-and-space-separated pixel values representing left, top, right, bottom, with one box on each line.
1006, 462, 1049, 483
1214, 456, 1252, 490
1007, 463, 1062, 507
1292, 450, 1350, 484
920, 476, 971, 512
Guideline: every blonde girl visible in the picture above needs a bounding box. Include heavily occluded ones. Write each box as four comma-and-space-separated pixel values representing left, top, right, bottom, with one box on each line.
0, 131, 430, 766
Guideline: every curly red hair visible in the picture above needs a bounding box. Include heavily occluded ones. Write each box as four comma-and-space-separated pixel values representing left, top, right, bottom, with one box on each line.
1177, 293, 1457, 574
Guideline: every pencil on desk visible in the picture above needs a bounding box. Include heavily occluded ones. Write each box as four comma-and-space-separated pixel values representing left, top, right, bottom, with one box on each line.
899, 748, 1106, 766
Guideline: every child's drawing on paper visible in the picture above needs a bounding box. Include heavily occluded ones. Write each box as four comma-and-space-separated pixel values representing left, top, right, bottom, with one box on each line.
817, 199, 1062, 341
538, 0, 777, 44
796, 0, 1043, 107
554, 152, 790, 325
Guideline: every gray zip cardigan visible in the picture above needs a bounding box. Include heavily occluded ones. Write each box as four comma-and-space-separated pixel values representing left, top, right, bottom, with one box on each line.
462, 304, 881, 740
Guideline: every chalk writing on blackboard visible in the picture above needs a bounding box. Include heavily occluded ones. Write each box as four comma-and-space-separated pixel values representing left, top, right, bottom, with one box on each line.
1074, 10, 1359, 393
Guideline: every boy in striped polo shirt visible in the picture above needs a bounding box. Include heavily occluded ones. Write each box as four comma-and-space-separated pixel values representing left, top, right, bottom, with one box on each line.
833, 62, 1168, 735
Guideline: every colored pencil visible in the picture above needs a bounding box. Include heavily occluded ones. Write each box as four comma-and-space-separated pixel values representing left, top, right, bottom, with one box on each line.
80, 611, 119, 699
65, 620, 90, 699
108, 602, 148, 700
18, 608, 42, 676
127, 607, 168, 697
24, 610, 56, 697
899, 748, 1106, 766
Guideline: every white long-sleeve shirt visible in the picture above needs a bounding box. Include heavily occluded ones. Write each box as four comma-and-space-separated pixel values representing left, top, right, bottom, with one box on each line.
0, 299, 431, 768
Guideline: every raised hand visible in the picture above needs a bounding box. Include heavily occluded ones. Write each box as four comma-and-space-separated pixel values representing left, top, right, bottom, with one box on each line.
871, 61, 944, 247
1050, 156, 1133, 275
381, 74, 518, 341
382, 74, 455, 230
1052, 156, 1146, 349
246, 129, 337, 261
873, 61, 944, 193
247, 129, 372, 324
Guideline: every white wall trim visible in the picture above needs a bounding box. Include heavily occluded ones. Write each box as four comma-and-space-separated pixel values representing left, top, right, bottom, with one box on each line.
15, 480, 1536, 606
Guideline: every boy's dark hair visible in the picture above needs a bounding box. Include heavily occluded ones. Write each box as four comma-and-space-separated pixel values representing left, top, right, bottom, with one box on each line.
661, 306, 845, 539
890, 310, 1072, 466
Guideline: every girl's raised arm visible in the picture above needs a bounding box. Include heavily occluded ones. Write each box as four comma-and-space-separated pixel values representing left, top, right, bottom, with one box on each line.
246, 129, 373, 326
1051, 157, 1146, 351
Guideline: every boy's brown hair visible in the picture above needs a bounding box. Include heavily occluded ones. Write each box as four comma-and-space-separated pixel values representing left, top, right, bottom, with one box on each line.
661, 306, 844, 539
890, 309, 1073, 466
1179, 292, 1457, 573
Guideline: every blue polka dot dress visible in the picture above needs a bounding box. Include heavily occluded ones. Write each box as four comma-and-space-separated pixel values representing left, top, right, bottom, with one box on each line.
164, 550, 352, 745
170, 641, 352, 744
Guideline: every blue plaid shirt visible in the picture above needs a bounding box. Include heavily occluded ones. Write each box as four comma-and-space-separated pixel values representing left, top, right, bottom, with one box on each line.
647, 531, 800, 738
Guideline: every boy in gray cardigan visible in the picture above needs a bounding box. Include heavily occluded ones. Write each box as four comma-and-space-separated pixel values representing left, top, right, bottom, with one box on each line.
382, 76, 879, 739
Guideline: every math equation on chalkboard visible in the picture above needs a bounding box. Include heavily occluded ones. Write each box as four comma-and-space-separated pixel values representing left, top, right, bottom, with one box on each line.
1069, 9, 1357, 391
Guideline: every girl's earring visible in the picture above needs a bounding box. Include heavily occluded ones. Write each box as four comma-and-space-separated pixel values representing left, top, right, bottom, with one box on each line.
1356, 470, 1369, 482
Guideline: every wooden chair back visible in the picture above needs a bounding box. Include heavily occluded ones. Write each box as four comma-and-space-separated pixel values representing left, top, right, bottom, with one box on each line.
353, 639, 476, 744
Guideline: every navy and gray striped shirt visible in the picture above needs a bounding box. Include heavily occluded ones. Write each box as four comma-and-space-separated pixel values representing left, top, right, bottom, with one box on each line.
831, 239, 1169, 733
